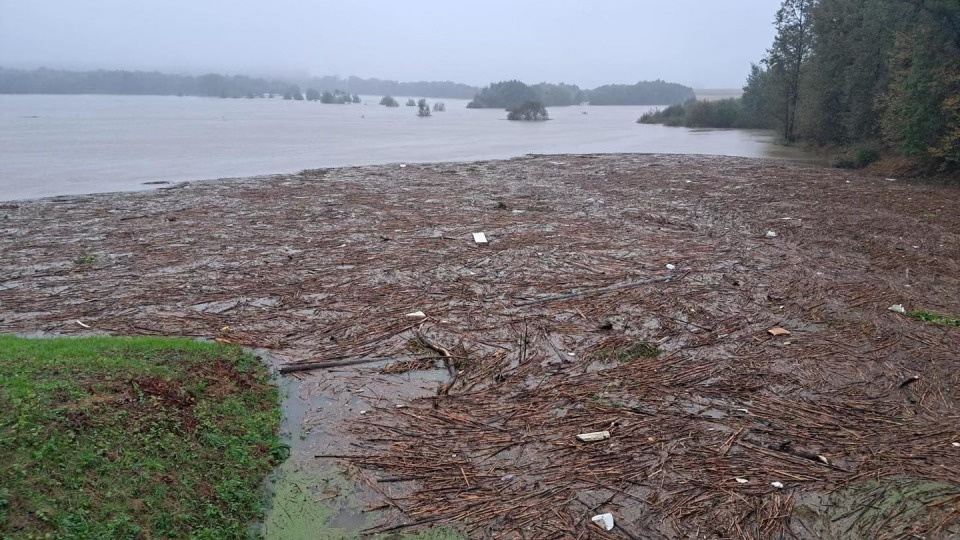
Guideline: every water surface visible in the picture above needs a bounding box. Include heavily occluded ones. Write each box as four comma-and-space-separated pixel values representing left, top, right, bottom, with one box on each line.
0, 94, 808, 200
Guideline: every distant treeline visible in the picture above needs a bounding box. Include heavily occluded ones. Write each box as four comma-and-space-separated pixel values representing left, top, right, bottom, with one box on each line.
306, 75, 477, 99
466, 80, 694, 108
641, 0, 960, 170
1, 68, 696, 109
0, 68, 290, 97
0, 68, 479, 99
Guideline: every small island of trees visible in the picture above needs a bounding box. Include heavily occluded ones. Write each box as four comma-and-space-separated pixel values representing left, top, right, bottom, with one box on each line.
466, 79, 694, 109
507, 101, 549, 121
379, 95, 399, 107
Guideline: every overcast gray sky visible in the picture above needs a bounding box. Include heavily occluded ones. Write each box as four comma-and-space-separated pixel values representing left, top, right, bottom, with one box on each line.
0, 0, 781, 88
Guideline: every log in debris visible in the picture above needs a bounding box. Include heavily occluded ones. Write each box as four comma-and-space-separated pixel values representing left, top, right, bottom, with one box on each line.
278, 356, 395, 374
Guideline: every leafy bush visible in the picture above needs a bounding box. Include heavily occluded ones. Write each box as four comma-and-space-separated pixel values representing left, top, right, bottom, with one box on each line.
507, 101, 549, 121
638, 104, 687, 126
832, 143, 882, 169
683, 98, 745, 128
406, 98, 417, 106
379, 95, 399, 107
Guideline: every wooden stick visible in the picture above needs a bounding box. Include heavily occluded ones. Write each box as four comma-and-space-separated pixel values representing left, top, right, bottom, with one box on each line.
278, 356, 394, 374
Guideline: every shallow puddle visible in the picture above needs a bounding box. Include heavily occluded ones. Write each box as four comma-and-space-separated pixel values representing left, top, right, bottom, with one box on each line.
255, 350, 459, 539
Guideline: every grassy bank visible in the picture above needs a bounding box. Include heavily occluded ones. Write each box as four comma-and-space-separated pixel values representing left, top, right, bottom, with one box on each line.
0, 336, 284, 539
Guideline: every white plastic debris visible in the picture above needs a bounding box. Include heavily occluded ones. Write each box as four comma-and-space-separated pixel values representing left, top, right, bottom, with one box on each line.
952, 442, 960, 447
591, 513, 614, 531
405, 311, 427, 319
473, 232, 488, 244
771, 481, 785, 489
888, 304, 906, 314
735, 478, 749, 484
399, 163, 407, 168
765, 230, 778, 238
75, 320, 91, 329
886, 177, 896, 182
576, 431, 610, 442
665, 263, 676, 270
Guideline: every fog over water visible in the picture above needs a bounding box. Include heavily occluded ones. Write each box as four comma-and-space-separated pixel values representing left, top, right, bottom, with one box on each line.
0, 94, 809, 201
0, 0, 781, 89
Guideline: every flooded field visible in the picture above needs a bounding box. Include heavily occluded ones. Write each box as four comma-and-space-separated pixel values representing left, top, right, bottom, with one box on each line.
0, 94, 813, 200
1, 154, 957, 538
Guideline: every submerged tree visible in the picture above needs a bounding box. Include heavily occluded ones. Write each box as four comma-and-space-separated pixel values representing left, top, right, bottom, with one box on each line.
417, 98, 431, 117
507, 101, 549, 121
432, 101, 446, 112
406, 98, 417, 106
379, 95, 399, 107
283, 85, 303, 101
305, 88, 321, 102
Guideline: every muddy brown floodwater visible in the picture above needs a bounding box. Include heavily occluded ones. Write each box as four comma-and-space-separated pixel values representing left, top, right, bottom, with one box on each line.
1, 154, 959, 539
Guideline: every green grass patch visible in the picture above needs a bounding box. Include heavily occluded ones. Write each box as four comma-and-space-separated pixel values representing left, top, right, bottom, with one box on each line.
0, 335, 283, 539
909, 310, 960, 327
